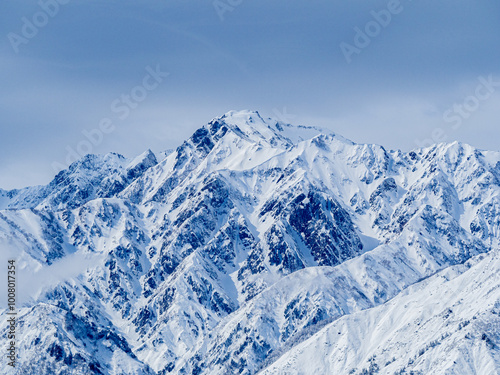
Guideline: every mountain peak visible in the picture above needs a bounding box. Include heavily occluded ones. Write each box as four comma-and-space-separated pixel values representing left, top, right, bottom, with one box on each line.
208, 109, 332, 147
221, 109, 263, 121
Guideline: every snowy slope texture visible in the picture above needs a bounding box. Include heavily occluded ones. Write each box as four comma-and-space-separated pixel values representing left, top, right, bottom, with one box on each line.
0, 110, 499, 375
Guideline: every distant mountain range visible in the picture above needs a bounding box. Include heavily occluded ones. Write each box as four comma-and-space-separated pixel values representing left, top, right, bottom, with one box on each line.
1, 110, 499, 374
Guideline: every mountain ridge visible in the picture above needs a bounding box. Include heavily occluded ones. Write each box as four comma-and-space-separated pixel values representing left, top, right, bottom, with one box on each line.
0, 110, 499, 374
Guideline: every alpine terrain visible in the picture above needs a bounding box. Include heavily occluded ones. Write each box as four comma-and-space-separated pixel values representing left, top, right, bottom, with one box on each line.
1, 110, 499, 375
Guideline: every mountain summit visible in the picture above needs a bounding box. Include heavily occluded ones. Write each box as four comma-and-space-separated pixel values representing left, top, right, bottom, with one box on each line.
1, 110, 499, 374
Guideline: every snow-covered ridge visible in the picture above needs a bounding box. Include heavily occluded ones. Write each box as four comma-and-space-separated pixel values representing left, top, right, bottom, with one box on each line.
0, 110, 499, 374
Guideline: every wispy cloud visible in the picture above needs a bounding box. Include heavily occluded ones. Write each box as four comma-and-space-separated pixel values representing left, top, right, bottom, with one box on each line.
0, 244, 106, 307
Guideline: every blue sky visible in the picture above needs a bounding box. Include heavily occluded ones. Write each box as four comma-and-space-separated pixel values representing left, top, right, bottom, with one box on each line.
1, 0, 500, 189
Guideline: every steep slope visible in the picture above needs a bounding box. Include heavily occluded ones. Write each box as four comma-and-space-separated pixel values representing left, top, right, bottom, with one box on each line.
259, 249, 500, 375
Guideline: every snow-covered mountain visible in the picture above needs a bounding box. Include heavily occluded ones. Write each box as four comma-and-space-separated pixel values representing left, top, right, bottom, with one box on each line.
1, 110, 499, 374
